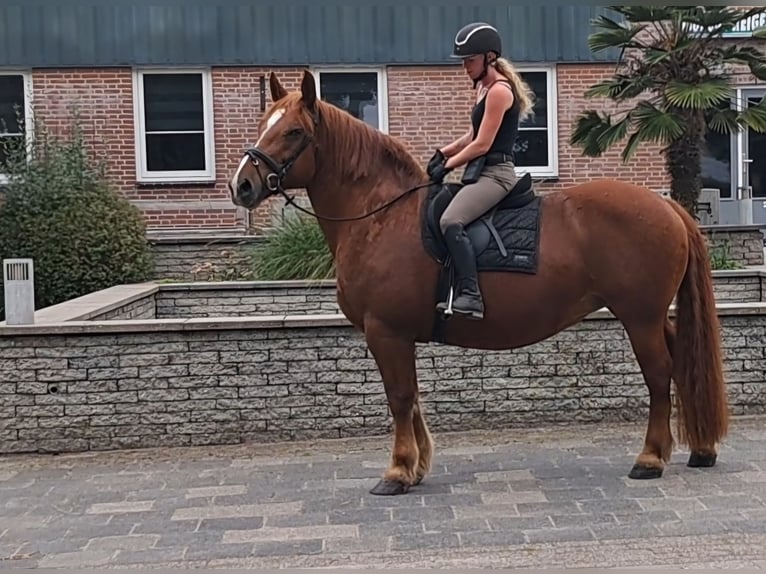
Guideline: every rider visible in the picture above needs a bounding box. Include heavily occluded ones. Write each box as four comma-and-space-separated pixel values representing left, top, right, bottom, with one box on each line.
427, 22, 534, 320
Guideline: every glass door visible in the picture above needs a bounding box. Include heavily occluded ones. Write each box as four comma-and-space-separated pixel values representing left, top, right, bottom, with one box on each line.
740, 88, 766, 199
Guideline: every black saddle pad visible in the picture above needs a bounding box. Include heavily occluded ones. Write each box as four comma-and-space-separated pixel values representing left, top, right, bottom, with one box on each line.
421, 172, 543, 274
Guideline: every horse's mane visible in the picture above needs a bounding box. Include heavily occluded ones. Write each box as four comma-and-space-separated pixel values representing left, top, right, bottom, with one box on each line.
287, 94, 426, 185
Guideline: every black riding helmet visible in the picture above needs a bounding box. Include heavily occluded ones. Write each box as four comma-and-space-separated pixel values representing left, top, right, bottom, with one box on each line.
451, 22, 502, 59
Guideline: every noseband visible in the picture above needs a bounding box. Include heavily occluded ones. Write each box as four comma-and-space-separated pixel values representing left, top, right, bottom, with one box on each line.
244, 108, 319, 196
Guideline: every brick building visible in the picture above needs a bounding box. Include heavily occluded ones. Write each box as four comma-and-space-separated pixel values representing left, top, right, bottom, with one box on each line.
1, 2, 764, 233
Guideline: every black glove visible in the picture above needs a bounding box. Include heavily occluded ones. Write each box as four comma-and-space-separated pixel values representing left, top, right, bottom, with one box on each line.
426, 149, 446, 178
428, 161, 451, 184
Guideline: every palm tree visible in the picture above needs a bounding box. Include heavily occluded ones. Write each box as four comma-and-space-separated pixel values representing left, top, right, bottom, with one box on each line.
570, 6, 766, 216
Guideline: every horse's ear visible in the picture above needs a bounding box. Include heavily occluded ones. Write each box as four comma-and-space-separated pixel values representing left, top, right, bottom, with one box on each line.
269, 71, 287, 102
300, 69, 317, 111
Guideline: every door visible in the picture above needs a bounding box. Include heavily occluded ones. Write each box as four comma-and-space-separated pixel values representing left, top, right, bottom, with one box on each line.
742, 89, 766, 199
731, 88, 766, 224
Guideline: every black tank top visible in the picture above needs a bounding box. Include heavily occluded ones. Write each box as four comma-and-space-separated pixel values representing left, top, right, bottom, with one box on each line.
470, 80, 520, 156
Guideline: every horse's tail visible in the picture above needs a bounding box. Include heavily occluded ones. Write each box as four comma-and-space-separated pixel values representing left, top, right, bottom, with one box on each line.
667, 199, 729, 452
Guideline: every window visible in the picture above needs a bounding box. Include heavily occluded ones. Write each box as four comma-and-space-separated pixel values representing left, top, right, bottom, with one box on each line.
515, 67, 558, 178
132, 69, 215, 183
0, 71, 32, 182
701, 100, 734, 200
312, 68, 388, 132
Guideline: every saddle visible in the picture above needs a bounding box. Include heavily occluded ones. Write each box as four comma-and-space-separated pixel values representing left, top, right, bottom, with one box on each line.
420, 172, 544, 342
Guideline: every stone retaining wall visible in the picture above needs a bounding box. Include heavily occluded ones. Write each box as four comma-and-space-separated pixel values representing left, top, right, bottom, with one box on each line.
712, 274, 762, 303
148, 235, 263, 282
155, 281, 339, 318
0, 308, 764, 455
152, 272, 766, 319
702, 225, 765, 267
5, 272, 761, 328
144, 227, 764, 283
92, 296, 156, 321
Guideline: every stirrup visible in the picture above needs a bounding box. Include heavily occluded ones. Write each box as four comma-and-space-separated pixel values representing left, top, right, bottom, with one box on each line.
436, 285, 455, 317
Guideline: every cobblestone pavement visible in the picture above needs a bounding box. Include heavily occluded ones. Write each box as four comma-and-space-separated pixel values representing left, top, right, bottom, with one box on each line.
1, 416, 766, 569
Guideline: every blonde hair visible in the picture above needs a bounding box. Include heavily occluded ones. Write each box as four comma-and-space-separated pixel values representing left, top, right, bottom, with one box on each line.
491, 57, 535, 122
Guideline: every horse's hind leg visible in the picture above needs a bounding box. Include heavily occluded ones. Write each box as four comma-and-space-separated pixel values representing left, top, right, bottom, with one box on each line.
623, 316, 675, 479
365, 320, 423, 495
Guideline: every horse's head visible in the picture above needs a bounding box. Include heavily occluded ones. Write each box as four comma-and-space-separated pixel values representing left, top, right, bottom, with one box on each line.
228, 70, 320, 210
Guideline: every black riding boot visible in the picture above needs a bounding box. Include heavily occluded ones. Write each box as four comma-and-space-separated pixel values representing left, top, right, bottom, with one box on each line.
438, 223, 484, 319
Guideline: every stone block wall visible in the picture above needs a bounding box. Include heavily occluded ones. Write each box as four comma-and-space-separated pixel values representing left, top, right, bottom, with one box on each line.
1, 312, 764, 455
143, 227, 764, 285
91, 297, 156, 321
702, 226, 765, 267
148, 235, 263, 282
150, 273, 762, 320
711, 275, 762, 303
155, 282, 339, 318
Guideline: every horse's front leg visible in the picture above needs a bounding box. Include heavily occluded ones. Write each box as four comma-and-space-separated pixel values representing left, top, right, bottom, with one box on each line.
365, 320, 423, 495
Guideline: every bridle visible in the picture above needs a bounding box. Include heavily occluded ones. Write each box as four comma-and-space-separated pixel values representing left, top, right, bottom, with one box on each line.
240, 107, 432, 223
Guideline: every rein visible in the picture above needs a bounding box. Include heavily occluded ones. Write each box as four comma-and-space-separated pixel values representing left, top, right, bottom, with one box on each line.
242, 107, 433, 223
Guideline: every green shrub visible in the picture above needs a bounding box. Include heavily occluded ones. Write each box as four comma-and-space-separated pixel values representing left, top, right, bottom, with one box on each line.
252, 214, 335, 280
0, 115, 154, 320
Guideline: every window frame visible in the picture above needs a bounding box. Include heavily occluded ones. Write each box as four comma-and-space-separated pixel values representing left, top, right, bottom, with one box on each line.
515, 65, 559, 178
131, 67, 216, 184
0, 69, 34, 185
309, 66, 389, 133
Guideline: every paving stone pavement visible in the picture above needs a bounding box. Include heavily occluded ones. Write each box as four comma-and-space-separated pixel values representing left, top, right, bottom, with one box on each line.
1, 416, 766, 569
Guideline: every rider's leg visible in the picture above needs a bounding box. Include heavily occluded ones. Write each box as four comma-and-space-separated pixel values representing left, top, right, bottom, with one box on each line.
438, 162, 519, 319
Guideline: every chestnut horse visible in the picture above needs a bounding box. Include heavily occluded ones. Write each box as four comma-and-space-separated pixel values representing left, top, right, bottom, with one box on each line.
228, 70, 729, 496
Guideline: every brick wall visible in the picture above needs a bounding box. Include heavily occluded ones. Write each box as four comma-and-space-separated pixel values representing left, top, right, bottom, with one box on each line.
1, 312, 764, 454
27, 62, 676, 235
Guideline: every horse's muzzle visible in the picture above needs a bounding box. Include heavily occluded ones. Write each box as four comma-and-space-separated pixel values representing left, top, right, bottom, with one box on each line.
235, 178, 258, 208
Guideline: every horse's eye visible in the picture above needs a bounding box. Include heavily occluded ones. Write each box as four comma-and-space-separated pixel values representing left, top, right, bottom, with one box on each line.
286, 128, 303, 138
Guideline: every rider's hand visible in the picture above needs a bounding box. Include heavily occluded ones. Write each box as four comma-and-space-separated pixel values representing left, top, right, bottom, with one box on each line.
429, 161, 451, 183
426, 149, 446, 178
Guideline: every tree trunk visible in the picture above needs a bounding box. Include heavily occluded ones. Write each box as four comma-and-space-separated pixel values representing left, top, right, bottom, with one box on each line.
665, 110, 705, 218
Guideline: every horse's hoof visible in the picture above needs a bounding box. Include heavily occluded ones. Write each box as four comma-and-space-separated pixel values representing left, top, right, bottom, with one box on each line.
688, 452, 717, 468
369, 479, 411, 496
628, 464, 663, 480
413, 474, 424, 486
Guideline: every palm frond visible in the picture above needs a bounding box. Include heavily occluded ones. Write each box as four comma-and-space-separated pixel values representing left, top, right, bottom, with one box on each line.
570, 111, 618, 156
596, 115, 632, 150
738, 97, 766, 133
632, 101, 686, 143
719, 45, 766, 81
607, 6, 674, 23
664, 79, 733, 109
588, 25, 647, 53
707, 107, 741, 134
643, 47, 672, 66
585, 74, 655, 101
590, 14, 628, 32
620, 131, 644, 163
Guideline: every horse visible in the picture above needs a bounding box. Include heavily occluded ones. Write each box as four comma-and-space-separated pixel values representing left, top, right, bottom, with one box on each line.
227, 69, 729, 496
